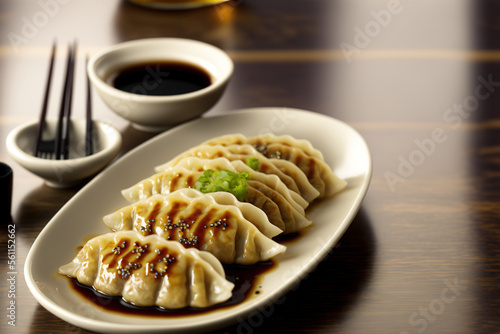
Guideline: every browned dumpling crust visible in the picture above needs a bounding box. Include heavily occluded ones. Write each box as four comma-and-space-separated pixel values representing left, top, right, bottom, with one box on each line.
155, 144, 320, 202
122, 163, 310, 234
104, 189, 286, 265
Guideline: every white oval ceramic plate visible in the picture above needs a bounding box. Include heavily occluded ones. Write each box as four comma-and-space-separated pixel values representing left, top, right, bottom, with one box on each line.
24, 107, 372, 334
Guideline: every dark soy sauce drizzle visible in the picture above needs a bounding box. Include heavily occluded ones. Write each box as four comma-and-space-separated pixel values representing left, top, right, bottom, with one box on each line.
274, 225, 311, 246
106, 61, 212, 96
68, 261, 276, 318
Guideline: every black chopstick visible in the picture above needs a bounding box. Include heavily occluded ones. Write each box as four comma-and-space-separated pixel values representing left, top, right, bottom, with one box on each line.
55, 42, 77, 160
34, 41, 56, 157
85, 55, 93, 156
63, 41, 77, 159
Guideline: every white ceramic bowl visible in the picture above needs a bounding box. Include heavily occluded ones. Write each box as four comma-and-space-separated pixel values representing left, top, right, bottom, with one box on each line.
87, 38, 233, 133
6, 119, 122, 188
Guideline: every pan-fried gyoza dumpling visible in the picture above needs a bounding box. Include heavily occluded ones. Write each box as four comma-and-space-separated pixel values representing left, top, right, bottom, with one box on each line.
203, 134, 347, 198
203, 133, 324, 160
155, 144, 320, 203
165, 157, 312, 233
121, 164, 302, 233
208, 185, 311, 234
162, 157, 308, 210
124, 156, 306, 211
121, 168, 284, 236
122, 166, 287, 232
121, 166, 200, 204
253, 142, 346, 198
199, 191, 285, 236
103, 189, 286, 265
59, 231, 234, 309
246, 179, 312, 233
152, 156, 311, 233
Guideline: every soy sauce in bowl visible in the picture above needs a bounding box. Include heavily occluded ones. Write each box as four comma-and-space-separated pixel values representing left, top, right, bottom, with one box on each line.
88, 38, 233, 131
106, 61, 212, 96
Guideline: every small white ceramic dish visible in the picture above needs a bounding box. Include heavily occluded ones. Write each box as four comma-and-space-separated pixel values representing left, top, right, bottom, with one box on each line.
6, 119, 122, 188
24, 108, 372, 333
87, 38, 233, 133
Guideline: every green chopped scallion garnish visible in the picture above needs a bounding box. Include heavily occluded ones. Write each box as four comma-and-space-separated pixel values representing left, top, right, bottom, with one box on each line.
246, 157, 259, 170
194, 169, 251, 201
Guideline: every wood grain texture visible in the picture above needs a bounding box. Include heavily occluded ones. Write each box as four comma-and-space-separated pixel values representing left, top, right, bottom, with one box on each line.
1, 0, 500, 333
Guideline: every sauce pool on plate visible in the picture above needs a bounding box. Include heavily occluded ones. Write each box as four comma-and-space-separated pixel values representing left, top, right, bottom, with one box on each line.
66, 261, 277, 317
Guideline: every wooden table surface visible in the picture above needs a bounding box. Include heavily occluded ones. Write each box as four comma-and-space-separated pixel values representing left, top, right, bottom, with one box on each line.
1, 0, 500, 333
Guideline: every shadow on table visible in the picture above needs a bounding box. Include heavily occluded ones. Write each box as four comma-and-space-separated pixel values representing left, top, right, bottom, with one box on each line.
210, 207, 376, 334
14, 184, 80, 239
30, 305, 98, 334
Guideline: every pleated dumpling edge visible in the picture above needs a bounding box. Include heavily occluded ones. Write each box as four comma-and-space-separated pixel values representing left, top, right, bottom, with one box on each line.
58, 231, 235, 309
